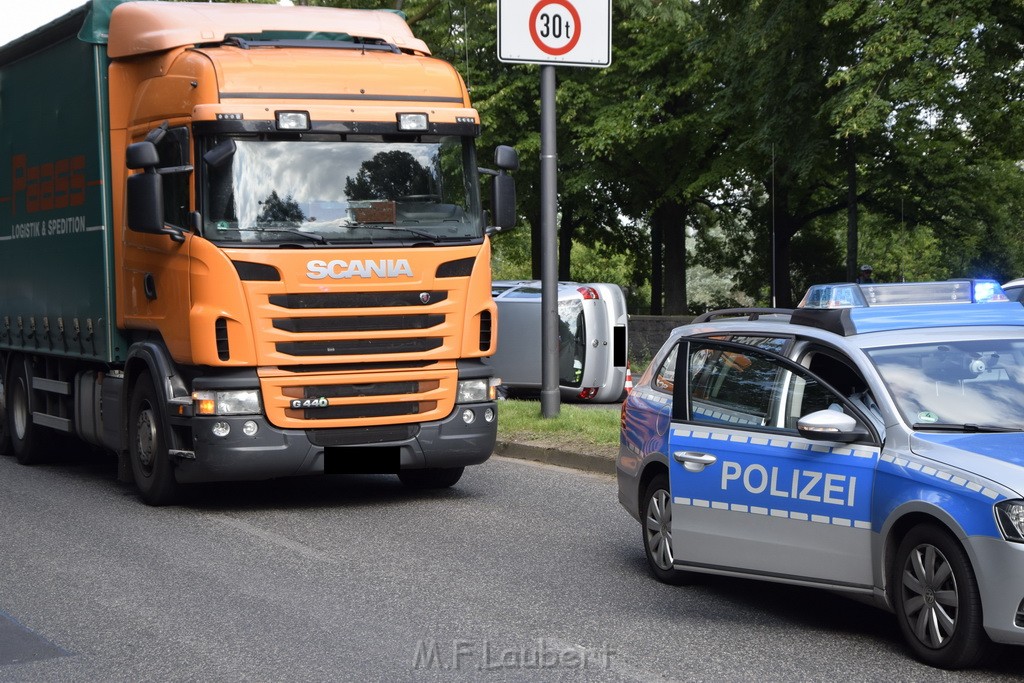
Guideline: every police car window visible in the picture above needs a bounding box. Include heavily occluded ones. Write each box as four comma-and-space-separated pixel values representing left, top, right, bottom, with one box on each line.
867, 339, 1024, 430
653, 343, 679, 395
799, 348, 883, 435
687, 342, 779, 427
782, 373, 840, 429
730, 335, 791, 355
804, 349, 867, 395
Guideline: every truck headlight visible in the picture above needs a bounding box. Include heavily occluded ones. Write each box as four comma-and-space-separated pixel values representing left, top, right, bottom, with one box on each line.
193, 389, 262, 416
995, 500, 1024, 542
276, 110, 310, 131
457, 378, 499, 403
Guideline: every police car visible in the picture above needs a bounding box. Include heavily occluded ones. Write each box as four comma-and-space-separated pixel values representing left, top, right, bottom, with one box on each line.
618, 280, 1024, 669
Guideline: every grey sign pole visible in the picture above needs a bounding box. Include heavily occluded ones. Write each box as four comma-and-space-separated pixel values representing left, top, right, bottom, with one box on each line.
540, 64, 560, 418
497, 0, 611, 418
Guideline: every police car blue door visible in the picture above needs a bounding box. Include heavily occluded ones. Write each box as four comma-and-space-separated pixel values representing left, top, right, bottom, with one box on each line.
667, 339, 880, 588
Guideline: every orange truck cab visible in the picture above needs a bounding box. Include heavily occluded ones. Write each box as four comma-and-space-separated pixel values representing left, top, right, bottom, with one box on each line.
0, 0, 518, 504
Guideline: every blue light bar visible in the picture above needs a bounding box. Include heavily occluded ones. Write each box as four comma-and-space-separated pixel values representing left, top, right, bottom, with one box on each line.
798, 284, 867, 309
798, 279, 1009, 309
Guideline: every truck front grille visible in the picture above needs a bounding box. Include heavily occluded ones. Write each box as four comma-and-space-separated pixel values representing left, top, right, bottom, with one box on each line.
269, 291, 448, 308
293, 401, 431, 420
307, 425, 419, 446
256, 286, 458, 366
273, 314, 444, 333
260, 366, 456, 429
479, 310, 492, 351
276, 337, 443, 357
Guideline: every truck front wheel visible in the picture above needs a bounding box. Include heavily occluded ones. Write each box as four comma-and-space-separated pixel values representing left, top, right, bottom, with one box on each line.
129, 374, 180, 506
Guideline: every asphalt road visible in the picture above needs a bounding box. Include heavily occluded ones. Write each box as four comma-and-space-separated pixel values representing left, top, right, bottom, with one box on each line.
2, 451, 1023, 682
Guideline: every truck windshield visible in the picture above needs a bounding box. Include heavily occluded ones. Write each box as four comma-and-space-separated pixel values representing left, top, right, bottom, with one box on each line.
201, 135, 481, 245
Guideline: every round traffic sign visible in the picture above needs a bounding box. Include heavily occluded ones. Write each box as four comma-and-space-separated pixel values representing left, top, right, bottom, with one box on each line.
528, 0, 581, 57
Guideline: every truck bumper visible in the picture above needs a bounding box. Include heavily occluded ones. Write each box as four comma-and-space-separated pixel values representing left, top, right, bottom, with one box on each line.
173, 401, 497, 484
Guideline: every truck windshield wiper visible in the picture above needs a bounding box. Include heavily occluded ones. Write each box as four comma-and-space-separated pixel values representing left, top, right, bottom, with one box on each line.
912, 423, 1022, 433
238, 228, 327, 244
351, 225, 441, 242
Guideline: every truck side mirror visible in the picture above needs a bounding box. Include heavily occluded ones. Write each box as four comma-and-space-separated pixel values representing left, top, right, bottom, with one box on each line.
494, 145, 519, 172
203, 139, 236, 168
126, 141, 160, 170
491, 174, 516, 231
485, 146, 518, 233
125, 141, 184, 243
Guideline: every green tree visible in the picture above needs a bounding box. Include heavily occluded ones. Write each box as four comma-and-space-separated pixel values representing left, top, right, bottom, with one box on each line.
308, 0, 1024, 307
551, 1, 723, 313
344, 150, 433, 201
826, 0, 1024, 283
257, 190, 304, 223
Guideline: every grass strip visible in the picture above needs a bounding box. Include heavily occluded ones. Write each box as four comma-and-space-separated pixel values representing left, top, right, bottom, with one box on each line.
496, 399, 621, 453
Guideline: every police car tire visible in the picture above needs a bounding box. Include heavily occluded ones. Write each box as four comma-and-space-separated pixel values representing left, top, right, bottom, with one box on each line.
893, 525, 988, 670
128, 374, 181, 506
642, 473, 690, 585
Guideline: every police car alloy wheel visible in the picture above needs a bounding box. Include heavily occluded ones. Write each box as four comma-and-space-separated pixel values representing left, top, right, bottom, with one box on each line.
893, 525, 988, 669
642, 474, 689, 585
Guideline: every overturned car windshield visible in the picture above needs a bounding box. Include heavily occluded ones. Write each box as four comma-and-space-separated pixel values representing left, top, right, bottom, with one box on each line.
202, 136, 480, 244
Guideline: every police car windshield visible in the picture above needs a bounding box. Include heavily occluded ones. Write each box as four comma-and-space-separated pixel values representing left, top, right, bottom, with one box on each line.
867, 339, 1024, 431
201, 135, 482, 245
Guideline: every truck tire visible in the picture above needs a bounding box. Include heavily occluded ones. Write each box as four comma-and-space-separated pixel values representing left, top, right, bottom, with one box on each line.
0, 360, 11, 456
8, 357, 47, 465
398, 466, 464, 489
128, 374, 180, 506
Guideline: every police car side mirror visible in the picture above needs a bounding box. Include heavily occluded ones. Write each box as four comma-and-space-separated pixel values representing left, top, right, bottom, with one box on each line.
797, 409, 870, 443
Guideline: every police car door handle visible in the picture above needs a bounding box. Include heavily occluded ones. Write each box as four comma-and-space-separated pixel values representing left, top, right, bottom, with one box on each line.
673, 450, 718, 472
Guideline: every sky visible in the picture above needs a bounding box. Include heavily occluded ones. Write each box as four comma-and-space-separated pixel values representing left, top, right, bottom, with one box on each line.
0, 1, 297, 48
0, 0, 90, 47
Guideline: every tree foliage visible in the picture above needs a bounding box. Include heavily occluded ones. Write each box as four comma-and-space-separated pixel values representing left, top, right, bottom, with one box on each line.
344, 150, 433, 201
307, 0, 1024, 311
257, 190, 304, 223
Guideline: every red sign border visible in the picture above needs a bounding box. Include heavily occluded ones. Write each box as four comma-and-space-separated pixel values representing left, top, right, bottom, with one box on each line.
528, 0, 582, 57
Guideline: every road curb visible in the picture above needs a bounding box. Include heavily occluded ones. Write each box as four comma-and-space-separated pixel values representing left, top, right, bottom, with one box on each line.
493, 441, 616, 475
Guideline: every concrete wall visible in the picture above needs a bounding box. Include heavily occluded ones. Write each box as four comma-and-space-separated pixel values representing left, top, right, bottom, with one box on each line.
628, 315, 695, 367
